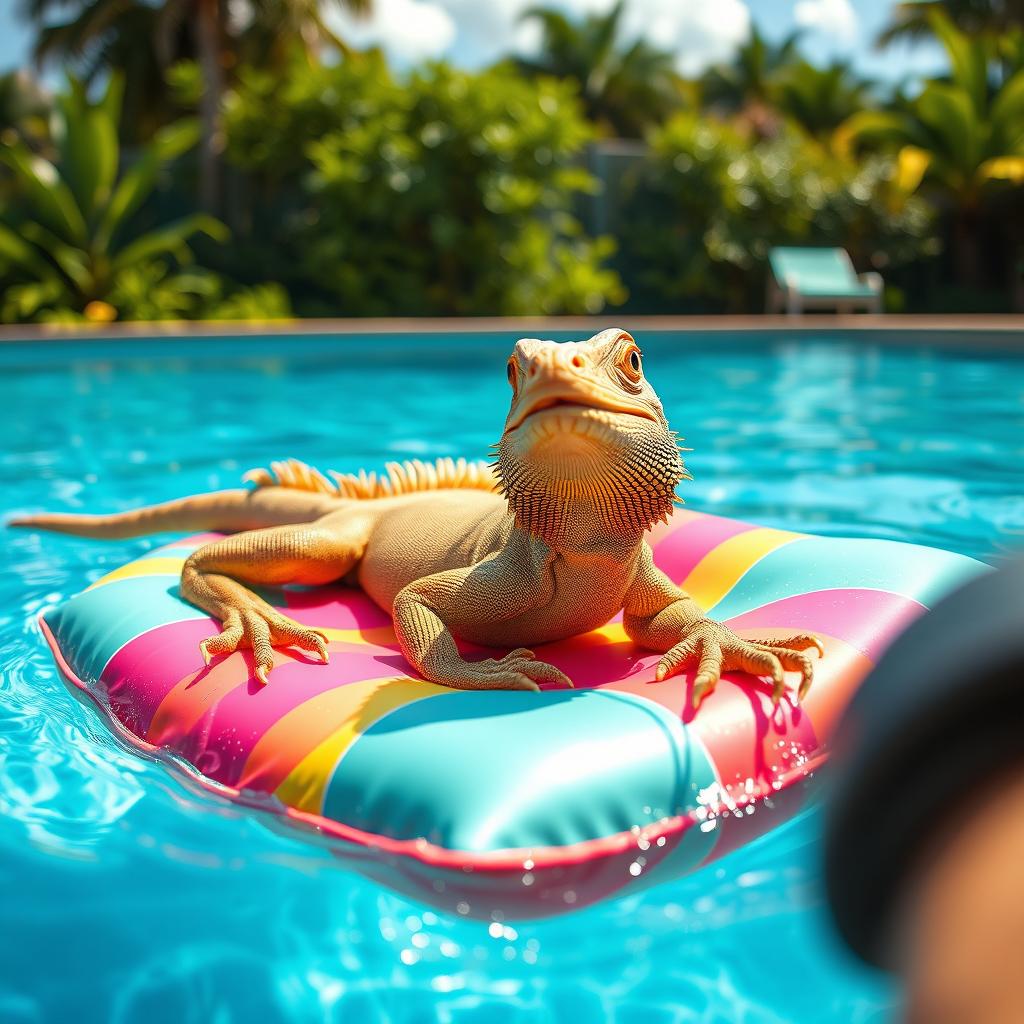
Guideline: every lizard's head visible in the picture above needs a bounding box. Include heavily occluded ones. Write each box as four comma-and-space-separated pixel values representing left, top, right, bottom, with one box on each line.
496, 328, 688, 543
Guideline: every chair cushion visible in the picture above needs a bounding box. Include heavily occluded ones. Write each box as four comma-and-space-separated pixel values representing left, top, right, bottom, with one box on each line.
769, 246, 875, 298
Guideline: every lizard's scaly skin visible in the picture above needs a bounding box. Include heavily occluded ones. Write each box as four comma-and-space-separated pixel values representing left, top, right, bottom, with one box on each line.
10, 328, 822, 705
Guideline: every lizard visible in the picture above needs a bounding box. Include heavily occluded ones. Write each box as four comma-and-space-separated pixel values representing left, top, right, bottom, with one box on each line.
10, 328, 822, 708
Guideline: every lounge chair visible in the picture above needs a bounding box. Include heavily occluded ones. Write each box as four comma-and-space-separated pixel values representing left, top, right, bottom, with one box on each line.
767, 247, 883, 315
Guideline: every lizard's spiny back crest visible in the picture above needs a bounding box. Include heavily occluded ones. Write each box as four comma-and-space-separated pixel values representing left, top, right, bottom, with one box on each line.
243, 458, 500, 500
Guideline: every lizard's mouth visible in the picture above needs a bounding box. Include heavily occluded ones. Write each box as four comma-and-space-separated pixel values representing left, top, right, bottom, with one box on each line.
506, 386, 658, 432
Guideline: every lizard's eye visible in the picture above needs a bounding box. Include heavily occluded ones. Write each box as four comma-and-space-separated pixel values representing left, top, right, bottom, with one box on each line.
620, 345, 643, 383
507, 358, 518, 393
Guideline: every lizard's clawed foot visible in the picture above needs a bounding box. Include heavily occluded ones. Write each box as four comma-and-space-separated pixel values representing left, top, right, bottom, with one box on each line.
199, 607, 329, 684
433, 648, 574, 693
655, 620, 823, 709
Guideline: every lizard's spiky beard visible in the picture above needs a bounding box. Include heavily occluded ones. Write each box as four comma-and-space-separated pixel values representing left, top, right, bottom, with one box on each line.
495, 407, 688, 548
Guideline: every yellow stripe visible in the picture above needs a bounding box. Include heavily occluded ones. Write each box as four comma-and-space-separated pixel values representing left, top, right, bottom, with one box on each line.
274, 678, 452, 813
680, 527, 801, 610
319, 625, 397, 646
87, 557, 186, 590
588, 621, 630, 643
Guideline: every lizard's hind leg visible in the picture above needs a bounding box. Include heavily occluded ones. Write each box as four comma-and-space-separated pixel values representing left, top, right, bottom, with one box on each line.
181, 513, 372, 683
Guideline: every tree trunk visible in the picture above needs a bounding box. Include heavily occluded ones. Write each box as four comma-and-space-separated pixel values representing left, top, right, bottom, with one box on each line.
195, 0, 224, 213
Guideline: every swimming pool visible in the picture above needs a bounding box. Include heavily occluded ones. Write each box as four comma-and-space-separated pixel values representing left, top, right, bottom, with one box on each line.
2, 327, 1022, 1023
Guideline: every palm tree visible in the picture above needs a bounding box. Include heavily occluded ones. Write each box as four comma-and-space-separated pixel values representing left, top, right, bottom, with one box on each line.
19, 0, 372, 210
25, 1, 186, 144
775, 59, 872, 140
0, 74, 227, 321
516, 1, 681, 138
840, 12, 1024, 285
699, 26, 802, 137
877, 0, 1024, 82
877, 0, 1024, 46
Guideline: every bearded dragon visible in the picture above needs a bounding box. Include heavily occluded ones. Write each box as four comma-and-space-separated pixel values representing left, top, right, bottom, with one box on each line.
11, 328, 821, 708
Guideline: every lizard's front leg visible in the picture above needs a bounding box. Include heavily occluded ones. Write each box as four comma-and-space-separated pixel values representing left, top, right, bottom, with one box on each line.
392, 560, 573, 692
181, 514, 370, 682
623, 544, 823, 709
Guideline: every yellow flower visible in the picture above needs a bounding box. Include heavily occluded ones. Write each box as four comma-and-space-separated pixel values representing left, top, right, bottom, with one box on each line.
84, 300, 117, 323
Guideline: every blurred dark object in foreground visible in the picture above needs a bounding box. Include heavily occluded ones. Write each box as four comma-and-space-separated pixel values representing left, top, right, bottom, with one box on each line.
825, 557, 1024, 1020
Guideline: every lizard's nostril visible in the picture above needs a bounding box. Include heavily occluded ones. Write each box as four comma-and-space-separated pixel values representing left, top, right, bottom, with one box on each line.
528, 364, 539, 378
571, 354, 586, 368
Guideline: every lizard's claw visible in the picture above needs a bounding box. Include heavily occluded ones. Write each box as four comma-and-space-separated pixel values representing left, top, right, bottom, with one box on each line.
435, 649, 574, 692
656, 620, 823, 710
199, 607, 330, 684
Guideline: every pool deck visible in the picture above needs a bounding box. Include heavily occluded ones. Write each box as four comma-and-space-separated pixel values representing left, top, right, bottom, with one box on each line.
1, 314, 1022, 347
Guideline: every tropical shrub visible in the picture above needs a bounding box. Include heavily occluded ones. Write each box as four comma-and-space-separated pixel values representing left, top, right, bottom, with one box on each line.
615, 113, 937, 312
222, 54, 625, 316
0, 74, 293, 322
104, 261, 292, 322
0, 74, 225, 321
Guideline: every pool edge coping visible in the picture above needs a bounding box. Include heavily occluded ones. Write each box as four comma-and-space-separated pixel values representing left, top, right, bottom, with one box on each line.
1, 312, 1023, 346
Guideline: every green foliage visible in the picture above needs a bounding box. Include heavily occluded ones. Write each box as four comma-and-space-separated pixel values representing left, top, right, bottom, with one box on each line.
0, 69, 51, 151
105, 261, 293, 321
617, 113, 937, 312
5, 0, 1024, 320
223, 54, 624, 315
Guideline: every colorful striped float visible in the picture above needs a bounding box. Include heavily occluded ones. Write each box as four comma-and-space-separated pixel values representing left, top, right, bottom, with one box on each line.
40, 510, 985, 918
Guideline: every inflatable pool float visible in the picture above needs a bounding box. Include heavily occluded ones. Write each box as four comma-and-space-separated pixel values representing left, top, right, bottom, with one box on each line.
41, 508, 985, 918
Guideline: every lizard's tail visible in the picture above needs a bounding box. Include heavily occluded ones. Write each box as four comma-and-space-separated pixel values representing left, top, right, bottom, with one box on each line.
8, 487, 337, 540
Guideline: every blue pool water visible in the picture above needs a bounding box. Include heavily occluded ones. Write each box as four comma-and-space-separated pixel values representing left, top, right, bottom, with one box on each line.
2, 329, 1023, 1023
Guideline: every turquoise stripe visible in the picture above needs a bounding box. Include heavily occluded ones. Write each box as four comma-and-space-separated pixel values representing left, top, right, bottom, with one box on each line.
46, 576, 207, 684
707, 536, 987, 621
322, 689, 718, 854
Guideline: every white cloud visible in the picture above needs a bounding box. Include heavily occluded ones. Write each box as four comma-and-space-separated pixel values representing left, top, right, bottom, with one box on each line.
325, 0, 752, 75
793, 0, 858, 44
626, 0, 751, 77
327, 0, 456, 64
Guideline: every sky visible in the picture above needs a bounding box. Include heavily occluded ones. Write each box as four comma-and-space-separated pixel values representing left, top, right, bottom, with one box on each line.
0, 0, 947, 84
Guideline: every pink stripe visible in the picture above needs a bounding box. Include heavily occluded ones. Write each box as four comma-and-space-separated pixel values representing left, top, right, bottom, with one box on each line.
159, 532, 224, 551
687, 679, 818, 809
651, 514, 755, 584
165, 648, 417, 786
528, 632, 655, 690
284, 585, 393, 630
644, 509, 701, 546
100, 618, 218, 736
724, 588, 926, 662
